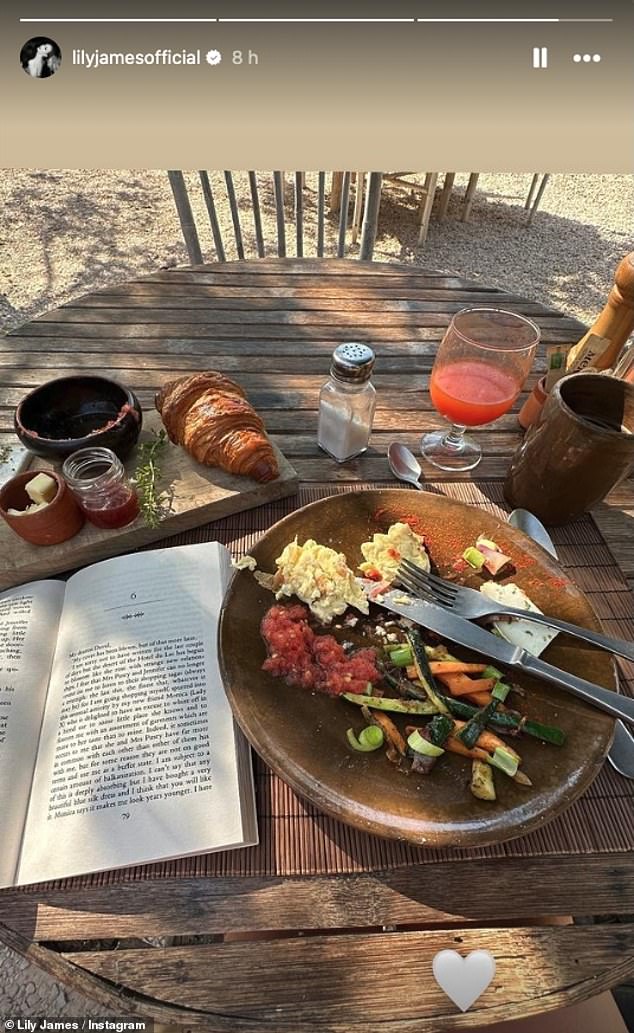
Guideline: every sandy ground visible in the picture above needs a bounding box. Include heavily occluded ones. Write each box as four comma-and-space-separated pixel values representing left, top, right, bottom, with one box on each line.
1, 171, 633, 333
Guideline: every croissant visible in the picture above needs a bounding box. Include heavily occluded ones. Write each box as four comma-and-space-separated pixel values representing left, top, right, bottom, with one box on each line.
156, 372, 279, 483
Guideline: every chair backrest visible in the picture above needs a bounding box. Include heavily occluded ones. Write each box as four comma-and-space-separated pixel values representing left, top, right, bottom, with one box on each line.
168, 171, 382, 264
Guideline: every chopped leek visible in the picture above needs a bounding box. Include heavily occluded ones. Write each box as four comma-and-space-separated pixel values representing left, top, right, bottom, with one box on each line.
483, 664, 503, 681
492, 680, 512, 702
388, 645, 414, 667
346, 725, 384, 752
407, 729, 445, 758
490, 747, 519, 778
463, 546, 486, 570
476, 537, 499, 551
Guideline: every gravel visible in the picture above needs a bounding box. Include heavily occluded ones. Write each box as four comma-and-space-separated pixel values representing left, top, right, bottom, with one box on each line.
1, 171, 632, 333
0, 942, 113, 1018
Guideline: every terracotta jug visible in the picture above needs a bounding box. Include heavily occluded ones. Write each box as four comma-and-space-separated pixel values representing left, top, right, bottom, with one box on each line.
504, 372, 634, 524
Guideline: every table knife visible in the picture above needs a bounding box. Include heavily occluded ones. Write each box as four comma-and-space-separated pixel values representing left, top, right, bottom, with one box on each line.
367, 585, 634, 726
508, 508, 634, 778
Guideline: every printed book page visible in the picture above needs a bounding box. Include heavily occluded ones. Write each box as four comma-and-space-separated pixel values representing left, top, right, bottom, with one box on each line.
0, 580, 65, 889
17, 542, 256, 886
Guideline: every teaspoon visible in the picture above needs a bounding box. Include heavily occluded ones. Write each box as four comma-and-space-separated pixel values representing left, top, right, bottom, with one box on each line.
387, 442, 424, 490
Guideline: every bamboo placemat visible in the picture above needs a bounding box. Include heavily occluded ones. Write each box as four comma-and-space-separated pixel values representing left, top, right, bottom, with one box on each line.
22, 482, 634, 891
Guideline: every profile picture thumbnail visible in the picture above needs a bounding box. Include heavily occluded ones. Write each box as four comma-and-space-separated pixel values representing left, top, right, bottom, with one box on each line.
20, 37, 62, 78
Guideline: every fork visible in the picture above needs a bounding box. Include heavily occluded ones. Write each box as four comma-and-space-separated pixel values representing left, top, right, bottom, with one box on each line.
398, 558, 634, 663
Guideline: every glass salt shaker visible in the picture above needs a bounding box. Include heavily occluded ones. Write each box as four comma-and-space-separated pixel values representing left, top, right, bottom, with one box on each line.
318, 343, 376, 463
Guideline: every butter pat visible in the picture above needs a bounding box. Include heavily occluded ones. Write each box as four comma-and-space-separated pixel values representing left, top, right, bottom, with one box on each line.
7, 501, 50, 516
25, 473, 57, 505
479, 581, 558, 657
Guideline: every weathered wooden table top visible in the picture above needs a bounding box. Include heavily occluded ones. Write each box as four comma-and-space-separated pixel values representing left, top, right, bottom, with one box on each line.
1, 258, 633, 1031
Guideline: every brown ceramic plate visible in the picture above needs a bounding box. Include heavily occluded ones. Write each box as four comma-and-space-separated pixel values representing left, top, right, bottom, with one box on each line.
219, 490, 615, 847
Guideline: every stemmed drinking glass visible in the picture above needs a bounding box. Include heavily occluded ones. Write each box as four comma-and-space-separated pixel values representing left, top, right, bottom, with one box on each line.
422, 308, 540, 471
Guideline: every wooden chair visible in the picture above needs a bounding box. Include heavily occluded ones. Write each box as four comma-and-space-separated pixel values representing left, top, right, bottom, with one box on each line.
382, 172, 439, 245
524, 173, 551, 223
338, 172, 552, 246
460, 172, 551, 223
385, 172, 552, 238
168, 171, 383, 264
331, 171, 439, 248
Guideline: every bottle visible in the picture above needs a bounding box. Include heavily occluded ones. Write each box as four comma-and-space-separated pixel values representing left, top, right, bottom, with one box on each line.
318, 343, 376, 463
613, 343, 634, 383
565, 252, 634, 373
517, 375, 548, 430
62, 446, 140, 529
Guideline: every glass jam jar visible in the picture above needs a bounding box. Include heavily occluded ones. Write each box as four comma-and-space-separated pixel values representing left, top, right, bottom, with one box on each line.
62, 447, 140, 529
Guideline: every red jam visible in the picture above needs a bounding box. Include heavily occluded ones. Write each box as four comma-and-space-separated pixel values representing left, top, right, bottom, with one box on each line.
81, 488, 140, 529
261, 603, 381, 696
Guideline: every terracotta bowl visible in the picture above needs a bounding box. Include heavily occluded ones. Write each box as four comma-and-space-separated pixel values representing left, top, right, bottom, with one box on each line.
0, 470, 85, 545
15, 375, 143, 461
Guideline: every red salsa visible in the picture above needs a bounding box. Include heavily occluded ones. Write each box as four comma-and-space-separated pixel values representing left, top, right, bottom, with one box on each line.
261, 604, 381, 696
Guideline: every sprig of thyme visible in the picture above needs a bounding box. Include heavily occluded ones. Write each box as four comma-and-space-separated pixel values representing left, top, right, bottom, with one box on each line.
133, 429, 169, 528
0, 444, 11, 465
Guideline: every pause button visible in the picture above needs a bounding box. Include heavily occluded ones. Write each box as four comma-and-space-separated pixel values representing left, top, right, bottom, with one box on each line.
532, 46, 548, 69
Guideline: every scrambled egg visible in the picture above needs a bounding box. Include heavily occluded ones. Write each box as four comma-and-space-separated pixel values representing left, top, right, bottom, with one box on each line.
233, 554, 258, 571
359, 522, 430, 583
267, 538, 369, 623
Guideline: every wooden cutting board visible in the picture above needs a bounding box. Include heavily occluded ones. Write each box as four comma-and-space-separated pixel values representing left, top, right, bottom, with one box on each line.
0, 412, 299, 591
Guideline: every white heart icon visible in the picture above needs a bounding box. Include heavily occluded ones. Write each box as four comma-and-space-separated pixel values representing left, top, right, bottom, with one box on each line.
432, 949, 496, 1012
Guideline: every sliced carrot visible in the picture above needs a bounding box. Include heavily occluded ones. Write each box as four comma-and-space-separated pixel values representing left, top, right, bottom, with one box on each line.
446, 736, 529, 784
406, 665, 417, 681
435, 673, 497, 698
465, 677, 497, 693
445, 736, 490, 761
467, 691, 493, 707
406, 723, 485, 760
404, 724, 528, 782
429, 661, 487, 675
435, 672, 472, 694
451, 719, 520, 759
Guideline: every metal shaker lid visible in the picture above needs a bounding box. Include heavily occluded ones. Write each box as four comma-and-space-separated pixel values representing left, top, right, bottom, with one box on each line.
330, 343, 375, 383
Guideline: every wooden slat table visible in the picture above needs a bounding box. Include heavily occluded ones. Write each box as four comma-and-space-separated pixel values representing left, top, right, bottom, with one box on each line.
1, 258, 633, 1031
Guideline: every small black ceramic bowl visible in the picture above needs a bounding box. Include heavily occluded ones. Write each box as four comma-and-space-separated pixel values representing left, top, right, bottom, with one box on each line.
15, 376, 143, 461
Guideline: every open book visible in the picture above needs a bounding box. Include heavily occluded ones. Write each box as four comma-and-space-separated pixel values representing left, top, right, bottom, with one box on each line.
0, 542, 257, 888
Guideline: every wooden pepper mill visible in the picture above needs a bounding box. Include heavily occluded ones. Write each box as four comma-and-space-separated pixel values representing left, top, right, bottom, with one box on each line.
566, 250, 634, 372
519, 251, 634, 428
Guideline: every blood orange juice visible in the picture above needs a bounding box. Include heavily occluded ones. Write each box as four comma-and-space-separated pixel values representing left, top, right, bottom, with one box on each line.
430, 360, 520, 426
